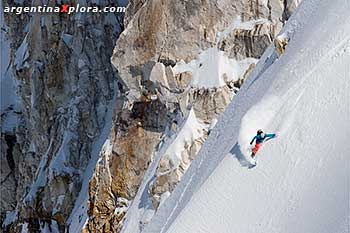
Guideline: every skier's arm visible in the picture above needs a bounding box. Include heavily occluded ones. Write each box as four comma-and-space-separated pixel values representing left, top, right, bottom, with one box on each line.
250, 136, 257, 145
265, 133, 276, 139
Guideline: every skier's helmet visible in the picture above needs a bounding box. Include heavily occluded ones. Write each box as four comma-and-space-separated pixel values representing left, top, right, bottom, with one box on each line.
257, 129, 263, 135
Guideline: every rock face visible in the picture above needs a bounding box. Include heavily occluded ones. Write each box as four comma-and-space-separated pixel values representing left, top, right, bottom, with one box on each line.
1, 0, 300, 232
1, 0, 124, 232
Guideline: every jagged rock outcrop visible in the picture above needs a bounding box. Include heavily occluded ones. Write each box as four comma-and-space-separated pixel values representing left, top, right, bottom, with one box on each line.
0, 134, 18, 221
282, 0, 302, 22
85, 0, 301, 232
1, 0, 125, 232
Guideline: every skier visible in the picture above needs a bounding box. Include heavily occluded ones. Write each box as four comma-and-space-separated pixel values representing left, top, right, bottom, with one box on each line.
250, 129, 276, 158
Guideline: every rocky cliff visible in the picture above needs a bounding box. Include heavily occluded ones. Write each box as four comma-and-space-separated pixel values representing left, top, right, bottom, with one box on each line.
1, 0, 124, 232
1, 0, 299, 232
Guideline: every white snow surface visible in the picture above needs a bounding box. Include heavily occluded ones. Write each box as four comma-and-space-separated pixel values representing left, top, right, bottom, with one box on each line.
144, 0, 350, 233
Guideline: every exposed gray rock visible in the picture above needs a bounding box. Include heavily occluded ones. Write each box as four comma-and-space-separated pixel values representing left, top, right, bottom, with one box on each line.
1, 0, 124, 231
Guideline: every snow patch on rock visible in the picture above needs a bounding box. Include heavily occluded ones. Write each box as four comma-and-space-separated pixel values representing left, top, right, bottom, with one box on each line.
216, 17, 269, 44
14, 34, 30, 70
173, 48, 257, 89
159, 108, 207, 173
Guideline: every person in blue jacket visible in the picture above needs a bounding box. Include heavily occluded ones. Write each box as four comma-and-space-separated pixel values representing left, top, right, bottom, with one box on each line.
250, 129, 276, 158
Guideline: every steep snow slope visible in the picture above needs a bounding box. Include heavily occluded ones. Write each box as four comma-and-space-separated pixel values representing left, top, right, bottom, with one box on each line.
144, 0, 350, 232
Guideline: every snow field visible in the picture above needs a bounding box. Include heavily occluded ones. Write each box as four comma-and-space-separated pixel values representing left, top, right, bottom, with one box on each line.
144, 0, 350, 232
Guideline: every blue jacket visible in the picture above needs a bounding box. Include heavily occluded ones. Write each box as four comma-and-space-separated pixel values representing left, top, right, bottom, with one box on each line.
250, 133, 276, 145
